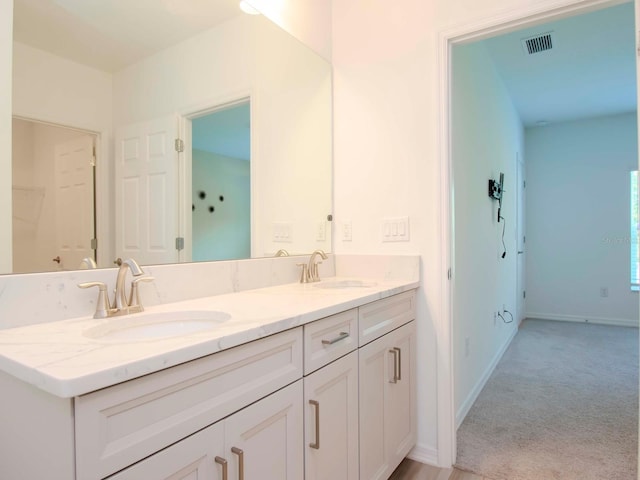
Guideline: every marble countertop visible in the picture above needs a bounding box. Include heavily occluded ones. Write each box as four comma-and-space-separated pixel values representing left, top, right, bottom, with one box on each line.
0, 276, 418, 398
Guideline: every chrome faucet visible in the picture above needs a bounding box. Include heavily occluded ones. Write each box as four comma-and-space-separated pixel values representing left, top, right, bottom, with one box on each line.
114, 258, 144, 310
79, 258, 154, 318
79, 257, 97, 269
306, 249, 328, 283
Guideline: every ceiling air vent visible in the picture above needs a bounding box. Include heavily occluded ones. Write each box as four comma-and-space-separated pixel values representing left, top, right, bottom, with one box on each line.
521, 32, 555, 55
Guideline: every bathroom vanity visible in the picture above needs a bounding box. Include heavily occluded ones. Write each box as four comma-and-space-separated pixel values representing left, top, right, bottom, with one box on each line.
0, 270, 417, 480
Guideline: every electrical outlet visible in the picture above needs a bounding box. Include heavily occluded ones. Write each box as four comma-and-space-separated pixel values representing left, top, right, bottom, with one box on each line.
465, 337, 470, 358
342, 220, 352, 241
316, 221, 326, 241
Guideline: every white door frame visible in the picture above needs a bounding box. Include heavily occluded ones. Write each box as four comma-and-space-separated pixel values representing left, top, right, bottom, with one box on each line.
437, 0, 630, 467
178, 90, 255, 261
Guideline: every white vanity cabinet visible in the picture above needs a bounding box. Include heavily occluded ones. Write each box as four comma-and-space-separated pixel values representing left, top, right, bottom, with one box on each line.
107, 421, 225, 480
0, 287, 418, 480
111, 380, 304, 480
303, 291, 416, 480
358, 292, 417, 480
303, 309, 360, 480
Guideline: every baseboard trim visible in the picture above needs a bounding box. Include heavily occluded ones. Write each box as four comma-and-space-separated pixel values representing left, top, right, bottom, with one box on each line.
526, 312, 639, 328
407, 443, 439, 466
455, 326, 518, 429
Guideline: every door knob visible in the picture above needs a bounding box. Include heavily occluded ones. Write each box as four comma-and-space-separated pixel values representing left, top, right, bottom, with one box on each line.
52, 256, 61, 264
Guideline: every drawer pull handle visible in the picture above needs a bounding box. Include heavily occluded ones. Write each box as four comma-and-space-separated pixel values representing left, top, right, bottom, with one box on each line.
215, 456, 228, 480
231, 447, 244, 480
309, 399, 320, 449
321, 331, 349, 346
394, 347, 402, 381
389, 348, 399, 383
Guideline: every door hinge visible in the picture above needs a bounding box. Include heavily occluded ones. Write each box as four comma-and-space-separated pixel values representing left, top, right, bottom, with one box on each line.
523, 180, 526, 188
523, 235, 526, 244
447, 268, 452, 280
90, 145, 97, 167
175, 237, 185, 251
175, 138, 184, 153
523, 290, 526, 299
91, 238, 97, 250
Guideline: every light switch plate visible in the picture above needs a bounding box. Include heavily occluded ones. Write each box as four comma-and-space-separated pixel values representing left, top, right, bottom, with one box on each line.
381, 216, 410, 242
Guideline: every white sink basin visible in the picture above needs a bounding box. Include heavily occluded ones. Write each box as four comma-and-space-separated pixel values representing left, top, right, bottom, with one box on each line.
83, 310, 231, 342
314, 280, 378, 290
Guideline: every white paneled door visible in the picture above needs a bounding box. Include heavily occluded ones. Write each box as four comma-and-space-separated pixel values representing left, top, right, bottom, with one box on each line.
115, 116, 180, 265
54, 136, 95, 270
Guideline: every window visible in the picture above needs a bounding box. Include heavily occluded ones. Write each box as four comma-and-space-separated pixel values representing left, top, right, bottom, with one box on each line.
631, 171, 639, 290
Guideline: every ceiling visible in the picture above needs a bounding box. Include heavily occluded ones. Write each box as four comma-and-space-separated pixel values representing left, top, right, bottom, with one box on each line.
13, 0, 244, 72
481, 1, 637, 127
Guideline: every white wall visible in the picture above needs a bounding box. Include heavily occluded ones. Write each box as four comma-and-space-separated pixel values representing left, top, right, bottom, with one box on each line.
247, 0, 332, 61
12, 42, 112, 133
192, 150, 250, 261
451, 42, 523, 425
113, 13, 332, 258
331, 0, 617, 467
0, 0, 13, 273
525, 113, 639, 326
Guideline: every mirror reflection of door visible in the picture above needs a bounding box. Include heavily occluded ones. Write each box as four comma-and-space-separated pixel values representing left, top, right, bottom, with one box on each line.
12, 118, 96, 273
115, 116, 180, 267
191, 101, 251, 261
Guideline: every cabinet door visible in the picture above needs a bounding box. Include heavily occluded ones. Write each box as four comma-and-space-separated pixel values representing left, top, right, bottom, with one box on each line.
359, 321, 416, 480
385, 321, 416, 470
225, 380, 303, 480
359, 332, 392, 480
109, 421, 225, 480
304, 351, 359, 480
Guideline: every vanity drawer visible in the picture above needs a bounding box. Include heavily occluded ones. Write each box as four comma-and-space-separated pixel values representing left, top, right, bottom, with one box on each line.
358, 290, 416, 346
304, 308, 358, 375
75, 327, 302, 480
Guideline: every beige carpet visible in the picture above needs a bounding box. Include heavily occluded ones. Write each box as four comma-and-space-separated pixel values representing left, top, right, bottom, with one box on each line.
455, 319, 638, 480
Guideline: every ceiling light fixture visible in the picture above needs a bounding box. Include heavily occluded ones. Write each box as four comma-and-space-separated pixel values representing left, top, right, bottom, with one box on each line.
239, 1, 261, 15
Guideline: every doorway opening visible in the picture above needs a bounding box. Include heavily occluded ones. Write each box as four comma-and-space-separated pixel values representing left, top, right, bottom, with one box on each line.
187, 99, 252, 262
441, 0, 638, 469
11, 117, 97, 273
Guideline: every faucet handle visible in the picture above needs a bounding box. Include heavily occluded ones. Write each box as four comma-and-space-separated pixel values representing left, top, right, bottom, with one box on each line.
78, 282, 112, 319
296, 263, 310, 284
129, 276, 155, 309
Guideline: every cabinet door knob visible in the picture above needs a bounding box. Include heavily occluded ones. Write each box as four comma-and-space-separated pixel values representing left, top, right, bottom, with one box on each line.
231, 447, 244, 480
214, 456, 228, 480
309, 399, 320, 449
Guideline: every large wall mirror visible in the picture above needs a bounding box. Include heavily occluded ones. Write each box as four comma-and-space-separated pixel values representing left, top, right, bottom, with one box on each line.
9, 0, 332, 274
